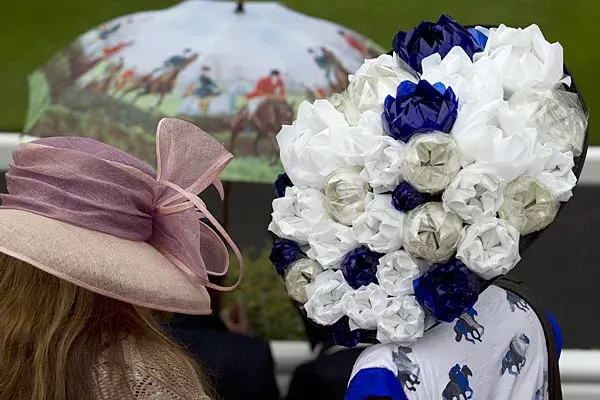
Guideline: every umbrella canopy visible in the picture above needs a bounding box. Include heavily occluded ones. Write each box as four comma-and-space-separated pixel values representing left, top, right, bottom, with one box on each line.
25, 0, 383, 183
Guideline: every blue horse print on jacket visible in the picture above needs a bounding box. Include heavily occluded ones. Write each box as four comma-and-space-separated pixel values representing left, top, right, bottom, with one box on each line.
501, 333, 530, 376
454, 308, 484, 344
442, 364, 473, 400
392, 346, 421, 391
534, 370, 548, 400
506, 290, 529, 312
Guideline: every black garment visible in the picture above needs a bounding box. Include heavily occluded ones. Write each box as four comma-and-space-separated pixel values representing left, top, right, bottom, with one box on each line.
286, 347, 364, 400
164, 313, 281, 400
301, 310, 330, 350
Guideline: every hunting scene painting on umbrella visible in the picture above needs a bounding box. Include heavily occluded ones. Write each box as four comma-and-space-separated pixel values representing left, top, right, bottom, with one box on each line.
25, 0, 384, 183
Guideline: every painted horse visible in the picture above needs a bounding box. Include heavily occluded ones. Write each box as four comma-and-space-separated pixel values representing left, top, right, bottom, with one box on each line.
229, 97, 293, 164
125, 53, 199, 110
321, 48, 350, 93
85, 58, 124, 94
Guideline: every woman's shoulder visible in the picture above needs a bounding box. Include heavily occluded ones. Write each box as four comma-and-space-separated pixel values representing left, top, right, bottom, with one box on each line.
94, 336, 210, 400
123, 337, 210, 400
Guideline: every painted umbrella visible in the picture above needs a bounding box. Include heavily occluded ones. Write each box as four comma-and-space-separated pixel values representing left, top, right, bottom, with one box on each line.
25, 0, 383, 183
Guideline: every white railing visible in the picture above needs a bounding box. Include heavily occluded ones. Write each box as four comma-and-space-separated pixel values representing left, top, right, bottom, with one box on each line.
578, 147, 600, 184
2, 133, 600, 184
0, 133, 37, 170
270, 341, 600, 399
560, 350, 600, 400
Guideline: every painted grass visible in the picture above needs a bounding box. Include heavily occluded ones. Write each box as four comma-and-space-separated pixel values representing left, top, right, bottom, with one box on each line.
24, 71, 50, 132
221, 156, 284, 183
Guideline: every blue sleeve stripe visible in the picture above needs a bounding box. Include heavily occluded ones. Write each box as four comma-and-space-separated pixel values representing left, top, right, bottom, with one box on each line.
345, 368, 408, 400
545, 311, 563, 359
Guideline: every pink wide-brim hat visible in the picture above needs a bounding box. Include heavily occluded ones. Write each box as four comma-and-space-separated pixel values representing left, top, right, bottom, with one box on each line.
0, 118, 242, 314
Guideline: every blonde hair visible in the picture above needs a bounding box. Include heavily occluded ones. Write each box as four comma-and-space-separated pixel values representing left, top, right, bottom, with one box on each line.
0, 253, 211, 400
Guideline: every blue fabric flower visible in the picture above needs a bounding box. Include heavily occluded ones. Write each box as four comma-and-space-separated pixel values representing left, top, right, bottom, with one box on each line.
432, 82, 447, 94
341, 246, 381, 289
274, 173, 293, 198
332, 316, 362, 348
393, 15, 484, 73
382, 80, 458, 142
468, 28, 488, 51
413, 258, 480, 323
391, 181, 427, 212
269, 238, 301, 276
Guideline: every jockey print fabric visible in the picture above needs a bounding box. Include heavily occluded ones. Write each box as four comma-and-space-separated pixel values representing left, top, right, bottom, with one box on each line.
345, 285, 557, 400
24, 0, 384, 184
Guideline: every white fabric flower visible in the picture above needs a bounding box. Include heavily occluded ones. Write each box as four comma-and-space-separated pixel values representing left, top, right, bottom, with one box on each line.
307, 220, 359, 269
421, 46, 504, 108
360, 136, 405, 194
342, 54, 418, 125
353, 193, 406, 253
451, 100, 542, 181
376, 296, 425, 344
457, 218, 521, 280
357, 109, 386, 136
268, 186, 328, 245
304, 269, 352, 325
533, 145, 576, 202
341, 283, 391, 330
333, 114, 386, 166
474, 24, 567, 95
442, 164, 505, 223
376, 250, 423, 297
277, 100, 382, 189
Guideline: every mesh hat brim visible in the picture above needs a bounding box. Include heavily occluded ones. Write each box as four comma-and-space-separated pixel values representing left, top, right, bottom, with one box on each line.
0, 209, 212, 314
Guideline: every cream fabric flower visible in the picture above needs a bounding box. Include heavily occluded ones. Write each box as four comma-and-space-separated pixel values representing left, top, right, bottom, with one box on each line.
342, 54, 418, 125
403, 202, 463, 263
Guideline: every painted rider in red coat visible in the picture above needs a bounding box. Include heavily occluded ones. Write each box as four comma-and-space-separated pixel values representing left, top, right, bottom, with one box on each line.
245, 70, 286, 127
246, 70, 286, 101
338, 29, 369, 58
101, 41, 134, 59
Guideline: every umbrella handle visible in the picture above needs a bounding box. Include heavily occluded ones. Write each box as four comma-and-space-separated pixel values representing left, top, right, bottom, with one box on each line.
207, 181, 230, 313
235, 0, 245, 14
223, 181, 230, 229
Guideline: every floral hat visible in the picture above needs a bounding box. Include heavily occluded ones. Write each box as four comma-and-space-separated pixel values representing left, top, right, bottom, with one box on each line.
268, 15, 588, 347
